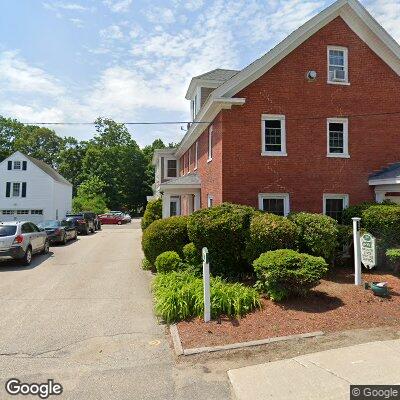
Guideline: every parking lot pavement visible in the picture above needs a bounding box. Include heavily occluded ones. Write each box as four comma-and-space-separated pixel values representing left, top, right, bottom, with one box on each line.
0, 220, 232, 400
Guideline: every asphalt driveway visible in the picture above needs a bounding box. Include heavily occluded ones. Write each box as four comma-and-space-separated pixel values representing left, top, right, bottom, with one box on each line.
0, 221, 231, 400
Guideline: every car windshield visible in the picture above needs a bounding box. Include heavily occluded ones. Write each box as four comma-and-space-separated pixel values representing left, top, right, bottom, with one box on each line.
61, 220, 70, 227
0, 225, 17, 237
37, 220, 60, 229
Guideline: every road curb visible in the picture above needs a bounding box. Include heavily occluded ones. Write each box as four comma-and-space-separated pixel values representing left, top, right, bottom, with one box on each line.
170, 326, 324, 356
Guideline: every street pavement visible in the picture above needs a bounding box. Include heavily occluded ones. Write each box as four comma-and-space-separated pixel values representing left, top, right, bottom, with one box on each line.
229, 339, 400, 400
0, 220, 231, 399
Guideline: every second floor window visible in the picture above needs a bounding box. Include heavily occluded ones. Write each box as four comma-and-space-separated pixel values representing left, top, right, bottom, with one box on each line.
327, 118, 349, 158
328, 46, 348, 84
167, 160, 177, 178
261, 114, 287, 156
12, 182, 20, 197
207, 126, 213, 161
194, 141, 198, 170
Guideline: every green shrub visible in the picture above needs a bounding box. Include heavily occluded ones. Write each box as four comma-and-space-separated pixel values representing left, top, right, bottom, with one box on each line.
183, 242, 201, 265
141, 198, 162, 231
336, 224, 353, 250
141, 216, 189, 264
245, 213, 298, 263
152, 271, 261, 323
341, 202, 376, 225
362, 205, 400, 246
187, 203, 255, 277
253, 249, 328, 301
141, 257, 153, 271
155, 251, 182, 273
288, 212, 338, 261
386, 248, 400, 263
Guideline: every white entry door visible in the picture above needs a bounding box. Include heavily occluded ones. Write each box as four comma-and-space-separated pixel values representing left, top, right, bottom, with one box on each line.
170, 197, 180, 216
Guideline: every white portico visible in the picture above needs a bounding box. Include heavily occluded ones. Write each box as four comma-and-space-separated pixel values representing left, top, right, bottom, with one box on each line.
369, 163, 400, 204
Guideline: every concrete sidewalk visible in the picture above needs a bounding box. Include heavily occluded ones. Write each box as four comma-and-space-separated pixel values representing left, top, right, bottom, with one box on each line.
228, 339, 400, 400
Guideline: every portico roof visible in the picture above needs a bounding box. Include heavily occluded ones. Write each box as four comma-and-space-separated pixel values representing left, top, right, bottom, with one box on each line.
160, 173, 201, 190
369, 163, 400, 185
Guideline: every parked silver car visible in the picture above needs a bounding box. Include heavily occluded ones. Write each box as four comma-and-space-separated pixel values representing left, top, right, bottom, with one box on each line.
0, 221, 49, 266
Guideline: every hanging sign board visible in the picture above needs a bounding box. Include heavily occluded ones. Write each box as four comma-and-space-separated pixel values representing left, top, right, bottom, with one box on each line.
360, 233, 377, 269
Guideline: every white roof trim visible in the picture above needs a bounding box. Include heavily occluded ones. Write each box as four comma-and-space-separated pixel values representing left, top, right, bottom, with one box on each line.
174, 0, 400, 158
186, 79, 225, 100
369, 178, 400, 186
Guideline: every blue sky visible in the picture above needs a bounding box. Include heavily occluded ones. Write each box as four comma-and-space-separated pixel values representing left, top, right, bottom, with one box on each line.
0, 0, 399, 147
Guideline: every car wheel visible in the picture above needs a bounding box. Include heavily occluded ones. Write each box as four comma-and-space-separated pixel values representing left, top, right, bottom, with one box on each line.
22, 247, 32, 266
43, 240, 50, 254
74, 231, 78, 240
85, 226, 89, 235
117, 221, 122, 225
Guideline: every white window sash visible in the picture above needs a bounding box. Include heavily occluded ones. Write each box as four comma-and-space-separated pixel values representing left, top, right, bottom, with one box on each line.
261, 114, 287, 156
207, 127, 213, 162
258, 193, 290, 216
323, 194, 349, 215
327, 46, 349, 84
327, 118, 349, 158
194, 141, 198, 170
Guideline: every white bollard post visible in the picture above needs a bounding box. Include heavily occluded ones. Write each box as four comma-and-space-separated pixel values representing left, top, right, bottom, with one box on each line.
202, 247, 211, 323
352, 217, 362, 286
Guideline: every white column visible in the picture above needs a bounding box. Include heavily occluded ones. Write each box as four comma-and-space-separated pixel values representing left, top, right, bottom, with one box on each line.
375, 190, 386, 203
194, 191, 201, 211
352, 217, 362, 286
162, 193, 171, 218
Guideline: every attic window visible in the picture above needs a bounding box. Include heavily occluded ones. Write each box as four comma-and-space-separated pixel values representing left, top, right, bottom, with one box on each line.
328, 46, 348, 84
13, 161, 21, 170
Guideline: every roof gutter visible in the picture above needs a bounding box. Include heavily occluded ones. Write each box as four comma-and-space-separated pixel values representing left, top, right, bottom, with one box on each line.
175, 97, 246, 158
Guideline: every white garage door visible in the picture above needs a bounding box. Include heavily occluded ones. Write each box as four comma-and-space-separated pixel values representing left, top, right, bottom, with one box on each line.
0, 210, 44, 224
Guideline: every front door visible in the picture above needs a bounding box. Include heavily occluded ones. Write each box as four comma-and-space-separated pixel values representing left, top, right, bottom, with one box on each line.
170, 197, 180, 216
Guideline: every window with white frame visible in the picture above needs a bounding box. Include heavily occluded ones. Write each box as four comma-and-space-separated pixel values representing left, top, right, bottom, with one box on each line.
2, 210, 15, 215
327, 118, 349, 157
166, 159, 177, 178
188, 148, 191, 172
207, 194, 214, 208
12, 182, 21, 197
13, 161, 21, 170
31, 209, 43, 215
207, 126, 213, 162
261, 115, 287, 156
194, 141, 198, 170
258, 193, 290, 216
323, 194, 349, 223
328, 46, 348, 84
17, 210, 29, 215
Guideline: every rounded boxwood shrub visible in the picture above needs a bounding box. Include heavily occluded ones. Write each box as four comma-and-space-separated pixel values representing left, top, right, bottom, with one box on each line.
183, 242, 201, 266
253, 249, 328, 301
341, 202, 376, 226
142, 215, 189, 264
155, 251, 182, 273
141, 198, 162, 231
245, 213, 298, 263
362, 205, 400, 246
288, 212, 338, 261
187, 203, 255, 277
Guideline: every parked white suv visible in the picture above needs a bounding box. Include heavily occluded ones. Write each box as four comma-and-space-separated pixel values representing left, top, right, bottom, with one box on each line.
0, 221, 49, 266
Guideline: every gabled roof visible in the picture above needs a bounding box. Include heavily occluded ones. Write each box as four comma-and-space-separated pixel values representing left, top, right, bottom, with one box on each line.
2, 151, 72, 186
369, 163, 400, 185
185, 69, 239, 100
160, 173, 201, 189
175, 0, 400, 158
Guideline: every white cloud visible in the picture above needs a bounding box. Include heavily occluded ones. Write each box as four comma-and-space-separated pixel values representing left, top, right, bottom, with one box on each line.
103, 0, 132, 13
365, 0, 400, 42
144, 7, 176, 24
0, 51, 64, 96
100, 25, 124, 40
42, 2, 87, 12
2, 103, 65, 123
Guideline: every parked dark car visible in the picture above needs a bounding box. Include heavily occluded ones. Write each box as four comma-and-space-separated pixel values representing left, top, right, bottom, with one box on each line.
37, 220, 77, 245
65, 212, 96, 235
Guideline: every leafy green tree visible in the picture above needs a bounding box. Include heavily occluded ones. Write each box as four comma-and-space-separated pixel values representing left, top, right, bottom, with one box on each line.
72, 175, 108, 214
0, 116, 23, 161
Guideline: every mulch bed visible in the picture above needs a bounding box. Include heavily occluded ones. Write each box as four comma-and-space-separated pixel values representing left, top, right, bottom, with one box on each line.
177, 268, 400, 349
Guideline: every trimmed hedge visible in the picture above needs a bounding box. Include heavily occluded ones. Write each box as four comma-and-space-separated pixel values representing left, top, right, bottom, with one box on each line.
253, 249, 328, 301
341, 202, 376, 225
289, 212, 338, 261
141, 216, 189, 264
187, 203, 255, 277
141, 198, 162, 231
362, 205, 400, 246
153, 270, 261, 322
386, 248, 400, 263
245, 213, 298, 263
155, 251, 182, 273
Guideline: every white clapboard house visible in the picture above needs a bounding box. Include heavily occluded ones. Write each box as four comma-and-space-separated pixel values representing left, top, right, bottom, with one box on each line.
0, 151, 72, 223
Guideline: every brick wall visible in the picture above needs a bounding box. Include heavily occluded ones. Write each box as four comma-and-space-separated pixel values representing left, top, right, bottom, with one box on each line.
219, 16, 400, 213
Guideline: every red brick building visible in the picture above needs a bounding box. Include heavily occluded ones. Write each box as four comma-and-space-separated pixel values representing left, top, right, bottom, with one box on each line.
152, 0, 400, 222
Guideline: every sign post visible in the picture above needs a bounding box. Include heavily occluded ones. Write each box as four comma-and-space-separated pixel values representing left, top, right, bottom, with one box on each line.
202, 247, 211, 323
352, 217, 362, 286
360, 233, 377, 269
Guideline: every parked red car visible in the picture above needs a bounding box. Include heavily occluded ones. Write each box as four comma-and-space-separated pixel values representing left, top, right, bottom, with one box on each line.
98, 213, 125, 225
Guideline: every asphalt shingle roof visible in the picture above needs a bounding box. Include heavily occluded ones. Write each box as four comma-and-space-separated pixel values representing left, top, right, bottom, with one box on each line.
369, 163, 400, 180
25, 155, 72, 186
161, 173, 201, 186
193, 68, 239, 82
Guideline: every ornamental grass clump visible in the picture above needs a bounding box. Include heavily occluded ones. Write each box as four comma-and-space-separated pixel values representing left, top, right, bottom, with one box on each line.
253, 249, 328, 301
152, 271, 261, 323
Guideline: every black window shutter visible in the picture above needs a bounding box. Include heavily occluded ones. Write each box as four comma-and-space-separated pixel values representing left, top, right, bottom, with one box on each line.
22, 183, 27, 198
22, 161, 27, 170
7, 161, 12, 170
6, 182, 10, 197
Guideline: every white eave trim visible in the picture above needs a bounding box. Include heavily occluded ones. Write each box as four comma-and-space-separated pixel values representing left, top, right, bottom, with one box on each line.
369, 178, 400, 186
175, 97, 246, 158
160, 183, 202, 190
